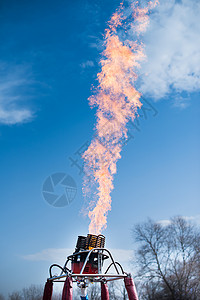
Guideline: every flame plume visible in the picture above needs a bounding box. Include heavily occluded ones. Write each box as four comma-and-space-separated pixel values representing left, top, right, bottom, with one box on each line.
83, 1, 159, 235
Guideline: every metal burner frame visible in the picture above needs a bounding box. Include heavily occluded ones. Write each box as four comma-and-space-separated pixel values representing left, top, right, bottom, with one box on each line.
43, 247, 139, 300
48, 248, 127, 283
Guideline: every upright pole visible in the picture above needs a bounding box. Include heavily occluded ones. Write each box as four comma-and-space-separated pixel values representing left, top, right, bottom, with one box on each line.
124, 275, 139, 300
43, 280, 53, 300
80, 287, 89, 300
62, 276, 73, 300
101, 282, 109, 300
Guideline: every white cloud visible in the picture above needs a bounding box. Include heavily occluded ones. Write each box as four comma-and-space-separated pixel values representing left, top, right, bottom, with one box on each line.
183, 214, 200, 224
0, 108, 33, 125
22, 248, 74, 264
80, 60, 95, 69
157, 219, 172, 226
0, 64, 35, 125
158, 215, 200, 226
139, 0, 200, 104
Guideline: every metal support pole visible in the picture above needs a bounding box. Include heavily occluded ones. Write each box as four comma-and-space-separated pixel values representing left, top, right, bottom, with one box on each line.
43, 280, 53, 300
62, 277, 73, 300
80, 287, 89, 300
124, 275, 139, 300
101, 282, 109, 300
79, 248, 120, 275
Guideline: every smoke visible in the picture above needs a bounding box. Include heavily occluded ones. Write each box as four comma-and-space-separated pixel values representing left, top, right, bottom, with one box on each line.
83, 0, 159, 235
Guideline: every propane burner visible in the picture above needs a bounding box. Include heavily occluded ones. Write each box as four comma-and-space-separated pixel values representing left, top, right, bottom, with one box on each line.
75, 234, 105, 252
85, 234, 105, 250
43, 234, 139, 300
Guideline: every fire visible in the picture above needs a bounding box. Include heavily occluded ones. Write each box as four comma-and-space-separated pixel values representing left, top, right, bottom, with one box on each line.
83, 1, 159, 235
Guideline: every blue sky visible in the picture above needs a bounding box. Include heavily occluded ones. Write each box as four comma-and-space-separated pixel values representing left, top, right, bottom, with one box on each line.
0, 0, 199, 297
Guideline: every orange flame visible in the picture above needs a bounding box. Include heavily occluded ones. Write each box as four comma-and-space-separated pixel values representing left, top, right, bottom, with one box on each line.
83, 1, 159, 235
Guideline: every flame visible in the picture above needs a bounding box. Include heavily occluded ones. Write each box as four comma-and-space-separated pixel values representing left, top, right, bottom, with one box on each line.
83, 1, 159, 235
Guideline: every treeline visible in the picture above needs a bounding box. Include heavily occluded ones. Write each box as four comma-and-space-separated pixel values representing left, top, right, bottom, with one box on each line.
1, 282, 128, 300
1, 216, 199, 300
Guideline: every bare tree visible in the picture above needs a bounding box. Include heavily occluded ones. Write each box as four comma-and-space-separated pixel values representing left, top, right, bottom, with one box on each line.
72, 281, 127, 300
22, 285, 43, 300
107, 281, 119, 300
8, 285, 43, 300
108, 281, 128, 300
8, 291, 22, 300
88, 283, 101, 300
133, 216, 200, 300
52, 292, 62, 300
